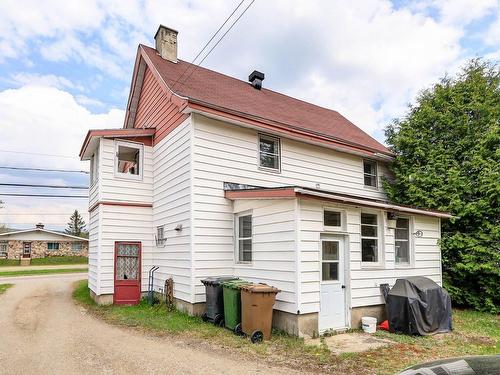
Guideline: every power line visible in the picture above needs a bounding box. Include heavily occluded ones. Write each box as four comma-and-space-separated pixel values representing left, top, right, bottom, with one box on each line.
0, 213, 82, 215
0, 166, 89, 174
0, 193, 88, 198
177, 0, 255, 89
171, 0, 246, 89
0, 149, 78, 159
0, 183, 88, 189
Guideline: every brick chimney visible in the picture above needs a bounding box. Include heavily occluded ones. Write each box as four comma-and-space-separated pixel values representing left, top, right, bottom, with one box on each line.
155, 25, 178, 63
35, 223, 44, 229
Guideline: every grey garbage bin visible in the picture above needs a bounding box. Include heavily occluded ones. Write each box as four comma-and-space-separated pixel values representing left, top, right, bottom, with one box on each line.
201, 276, 238, 326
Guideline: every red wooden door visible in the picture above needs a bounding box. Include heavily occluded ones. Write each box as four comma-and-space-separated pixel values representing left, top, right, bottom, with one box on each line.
114, 242, 141, 305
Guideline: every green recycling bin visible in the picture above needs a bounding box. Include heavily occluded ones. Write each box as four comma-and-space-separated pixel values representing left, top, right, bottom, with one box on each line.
221, 279, 251, 334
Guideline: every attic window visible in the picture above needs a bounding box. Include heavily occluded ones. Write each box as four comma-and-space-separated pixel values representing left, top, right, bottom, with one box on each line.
115, 141, 143, 179
258, 134, 281, 172
363, 160, 378, 188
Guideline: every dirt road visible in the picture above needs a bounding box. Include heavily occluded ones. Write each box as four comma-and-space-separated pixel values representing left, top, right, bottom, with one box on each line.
0, 275, 306, 375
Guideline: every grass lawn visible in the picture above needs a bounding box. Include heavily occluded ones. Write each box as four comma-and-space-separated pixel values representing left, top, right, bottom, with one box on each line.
0, 256, 88, 267
0, 283, 13, 295
73, 280, 499, 375
0, 268, 87, 277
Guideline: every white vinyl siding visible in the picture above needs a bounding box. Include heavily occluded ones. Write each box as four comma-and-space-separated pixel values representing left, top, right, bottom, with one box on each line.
232, 199, 297, 313
98, 204, 153, 295
151, 119, 193, 303
87, 207, 100, 294
298, 199, 442, 312
99, 138, 153, 204
191, 113, 390, 308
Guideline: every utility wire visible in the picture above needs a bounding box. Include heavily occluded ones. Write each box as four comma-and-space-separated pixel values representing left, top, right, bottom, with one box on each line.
171, 0, 246, 89
0, 193, 88, 198
0, 149, 78, 159
177, 0, 255, 88
0, 213, 81, 215
0, 183, 88, 189
0, 166, 89, 174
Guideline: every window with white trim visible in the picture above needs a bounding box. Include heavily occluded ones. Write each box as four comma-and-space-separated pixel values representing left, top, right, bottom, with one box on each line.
236, 213, 252, 262
361, 213, 379, 263
258, 134, 280, 171
47, 242, 60, 250
363, 160, 378, 187
115, 142, 143, 179
395, 218, 410, 265
72, 242, 83, 252
0, 241, 7, 257
323, 210, 343, 230
90, 149, 99, 186
156, 226, 166, 247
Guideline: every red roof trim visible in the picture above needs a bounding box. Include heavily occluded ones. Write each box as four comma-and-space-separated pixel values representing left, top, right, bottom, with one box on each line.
225, 188, 297, 200
80, 128, 156, 158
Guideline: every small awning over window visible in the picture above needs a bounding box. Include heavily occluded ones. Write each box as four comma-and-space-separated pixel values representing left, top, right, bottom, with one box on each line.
80, 128, 156, 160
224, 185, 452, 219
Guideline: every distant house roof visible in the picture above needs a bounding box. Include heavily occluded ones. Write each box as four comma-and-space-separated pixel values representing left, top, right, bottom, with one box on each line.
0, 228, 89, 241
127, 45, 393, 158
224, 185, 452, 219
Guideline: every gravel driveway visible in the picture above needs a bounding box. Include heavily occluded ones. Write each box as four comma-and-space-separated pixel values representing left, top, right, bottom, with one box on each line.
0, 275, 305, 375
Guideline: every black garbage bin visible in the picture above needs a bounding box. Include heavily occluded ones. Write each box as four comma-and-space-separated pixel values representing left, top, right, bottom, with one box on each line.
201, 276, 238, 325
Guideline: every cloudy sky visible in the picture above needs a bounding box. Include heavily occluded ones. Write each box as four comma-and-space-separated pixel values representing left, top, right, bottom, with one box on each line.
0, 0, 498, 230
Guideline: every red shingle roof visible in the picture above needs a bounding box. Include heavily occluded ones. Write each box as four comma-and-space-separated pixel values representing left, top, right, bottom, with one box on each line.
141, 45, 391, 156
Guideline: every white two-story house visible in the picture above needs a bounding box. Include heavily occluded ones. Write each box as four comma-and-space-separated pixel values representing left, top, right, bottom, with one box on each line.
79, 25, 451, 337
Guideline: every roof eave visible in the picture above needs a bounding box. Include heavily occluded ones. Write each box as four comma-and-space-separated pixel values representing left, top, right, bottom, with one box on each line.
184, 100, 394, 162
224, 187, 452, 219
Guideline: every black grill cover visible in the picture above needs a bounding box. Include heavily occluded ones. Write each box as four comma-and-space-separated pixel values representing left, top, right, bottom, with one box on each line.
386, 276, 452, 336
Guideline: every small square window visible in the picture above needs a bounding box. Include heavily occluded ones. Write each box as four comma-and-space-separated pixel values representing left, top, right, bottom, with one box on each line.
363, 160, 378, 187
259, 134, 280, 171
116, 142, 142, 178
47, 242, 59, 250
324, 210, 341, 227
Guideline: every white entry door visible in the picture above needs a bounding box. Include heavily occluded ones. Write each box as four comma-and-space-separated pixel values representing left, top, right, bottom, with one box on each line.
319, 237, 346, 332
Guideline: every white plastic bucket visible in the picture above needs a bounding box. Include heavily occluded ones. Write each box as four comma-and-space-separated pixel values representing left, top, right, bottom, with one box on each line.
361, 316, 377, 333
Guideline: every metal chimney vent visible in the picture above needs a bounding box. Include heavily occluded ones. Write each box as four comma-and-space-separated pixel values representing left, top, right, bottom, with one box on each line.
248, 70, 264, 90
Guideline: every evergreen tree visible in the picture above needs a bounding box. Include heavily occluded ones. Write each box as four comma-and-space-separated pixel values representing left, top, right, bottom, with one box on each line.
384, 59, 499, 313
65, 210, 87, 237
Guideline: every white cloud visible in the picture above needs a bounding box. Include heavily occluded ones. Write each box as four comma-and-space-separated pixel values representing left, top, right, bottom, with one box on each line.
432, 0, 498, 25
9, 72, 84, 91
0, 84, 123, 170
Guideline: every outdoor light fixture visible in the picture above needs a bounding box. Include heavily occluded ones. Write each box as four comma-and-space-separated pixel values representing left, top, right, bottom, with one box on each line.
387, 212, 397, 229
174, 224, 183, 232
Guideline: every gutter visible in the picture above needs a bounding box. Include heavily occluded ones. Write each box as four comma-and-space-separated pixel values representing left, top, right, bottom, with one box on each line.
294, 188, 453, 219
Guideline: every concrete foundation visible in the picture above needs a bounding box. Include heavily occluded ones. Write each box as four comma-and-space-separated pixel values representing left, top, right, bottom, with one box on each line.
350, 304, 386, 328
272, 309, 319, 337
89, 289, 113, 305
174, 298, 205, 316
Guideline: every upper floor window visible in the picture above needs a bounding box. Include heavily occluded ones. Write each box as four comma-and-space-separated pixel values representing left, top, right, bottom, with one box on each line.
47, 242, 60, 250
395, 218, 410, 265
236, 213, 252, 262
115, 142, 143, 179
361, 213, 380, 263
258, 134, 280, 172
72, 242, 83, 252
363, 160, 378, 188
